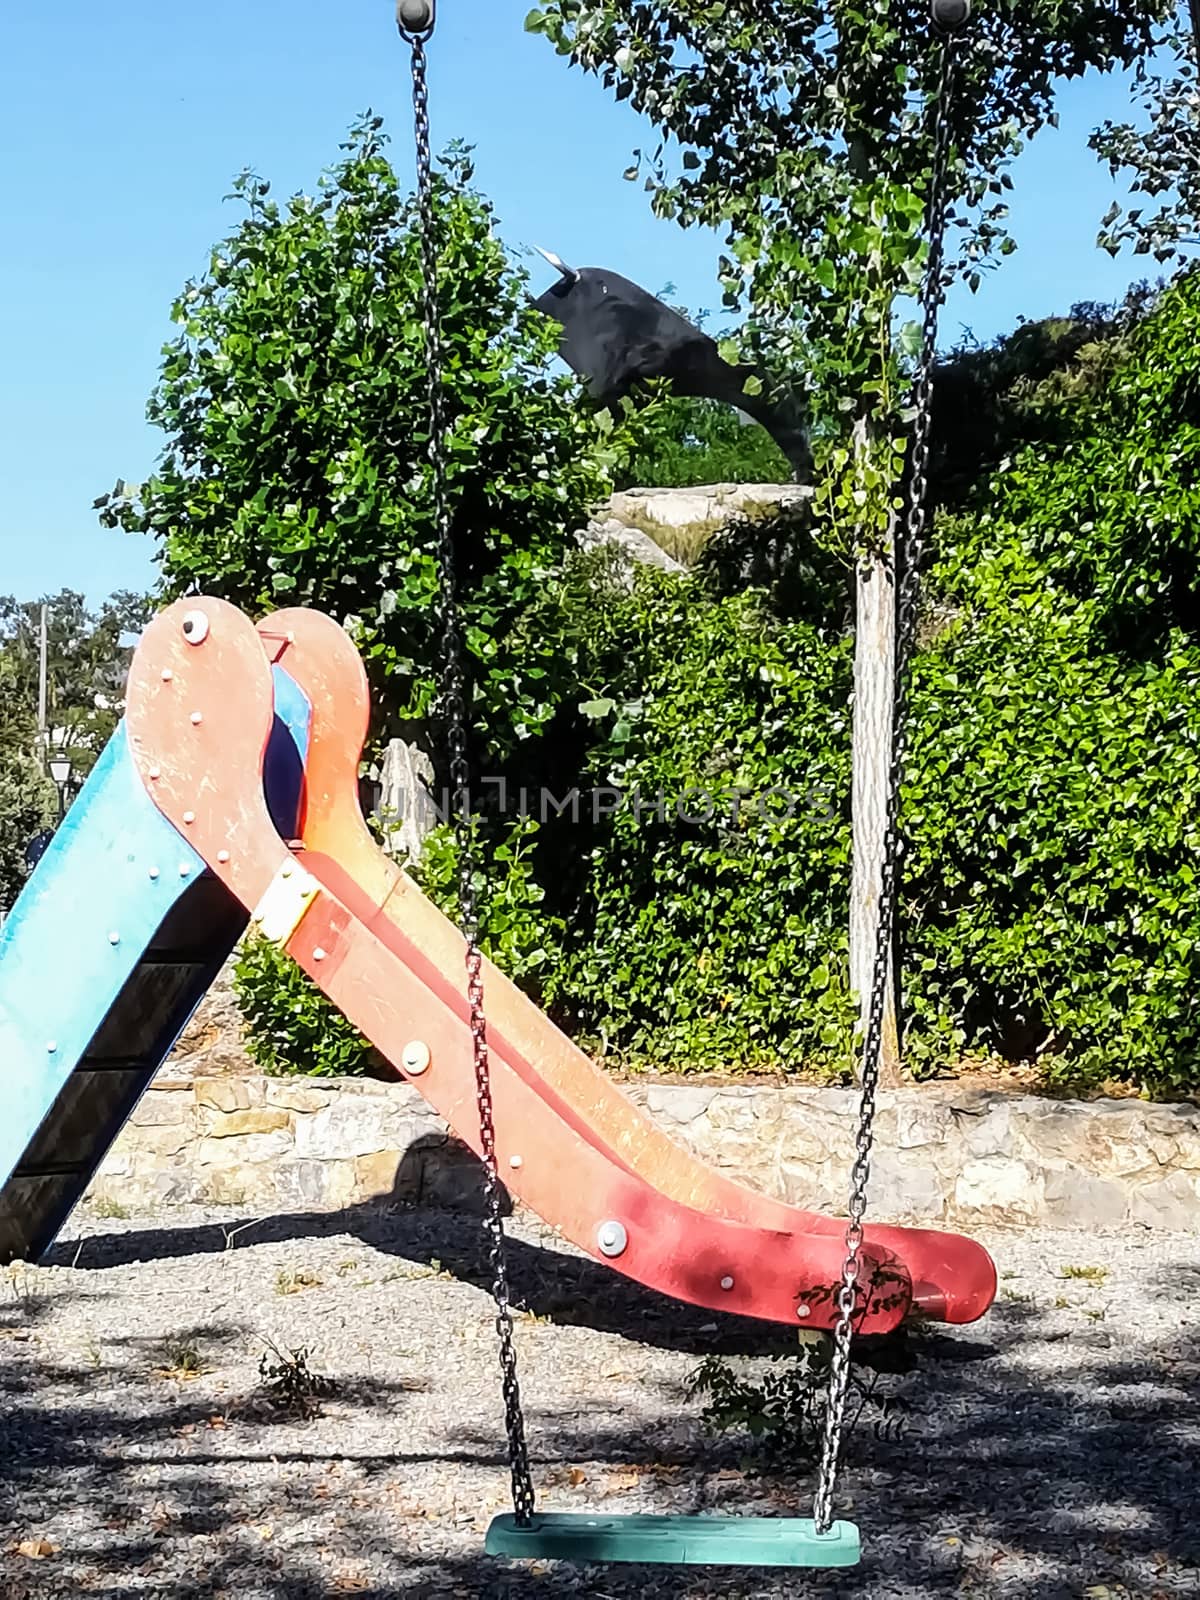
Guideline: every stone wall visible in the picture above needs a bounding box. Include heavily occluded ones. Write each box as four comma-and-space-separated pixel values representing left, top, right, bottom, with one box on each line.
91, 1073, 1200, 1233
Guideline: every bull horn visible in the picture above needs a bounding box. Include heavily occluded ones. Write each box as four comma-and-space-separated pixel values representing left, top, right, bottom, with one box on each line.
534, 245, 580, 286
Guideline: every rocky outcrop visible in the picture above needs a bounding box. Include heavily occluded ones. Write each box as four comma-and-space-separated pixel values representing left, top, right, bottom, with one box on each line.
578, 482, 813, 570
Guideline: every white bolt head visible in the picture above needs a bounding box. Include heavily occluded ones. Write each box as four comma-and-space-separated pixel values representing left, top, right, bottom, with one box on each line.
149, 767, 161, 781
401, 1039, 431, 1075
190, 711, 203, 725
161, 668, 173, 682
509, 1155, 523, 1170
108, 931, 120, 945
796, 1303, 812, 1320
178, 863, 190, 877
312, 946, 327, 962
720, 1275, 735, 1291
596, 1220, 628, 1259
181, 608, 210, 645
182, 811, 195, 825
148, 867, 160, 881
217, 850, 230, 864
46, 1041, 57, 1053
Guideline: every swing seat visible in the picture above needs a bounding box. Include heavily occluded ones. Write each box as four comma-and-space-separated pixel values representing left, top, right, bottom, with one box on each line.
485, 1511, 860, 1568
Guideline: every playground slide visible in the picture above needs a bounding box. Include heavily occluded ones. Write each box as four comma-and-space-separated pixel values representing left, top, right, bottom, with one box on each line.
260, 606, 997, 1327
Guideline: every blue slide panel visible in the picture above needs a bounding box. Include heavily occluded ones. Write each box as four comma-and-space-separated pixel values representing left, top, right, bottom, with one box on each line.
0, 665, 312, 1201
0, 724, 203, 1194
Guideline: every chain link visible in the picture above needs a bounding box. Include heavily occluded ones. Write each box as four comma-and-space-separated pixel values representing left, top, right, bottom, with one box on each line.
399, 25, 538, 1528
812, 35, 960, 1535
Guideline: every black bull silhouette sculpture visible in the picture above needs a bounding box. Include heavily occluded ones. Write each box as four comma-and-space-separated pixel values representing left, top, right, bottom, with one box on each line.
531, 250, 813, 483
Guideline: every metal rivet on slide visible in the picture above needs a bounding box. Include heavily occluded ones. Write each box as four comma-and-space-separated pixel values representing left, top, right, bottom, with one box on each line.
182, 811, 195, 825
401, 1040, 431, 1075
796, 1303, 812, 1320
108, 931, 120, 945
596, 1220, 628, 1259
181, 609, 210, 645
149, 767, 161, 781
720, 1276, 735, 1291
148, 867, 160, 881
312, 947, 327, 962
190, 711, 203, 726
161, 668, 173, 682
46, 1041, 57, 1054
217, 850, 230, 864
179, 863, 191, 877
509, 1155, 523, 1170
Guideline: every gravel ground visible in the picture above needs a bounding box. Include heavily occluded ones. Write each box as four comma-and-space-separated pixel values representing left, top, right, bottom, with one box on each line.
1, 1200, 1197, 1599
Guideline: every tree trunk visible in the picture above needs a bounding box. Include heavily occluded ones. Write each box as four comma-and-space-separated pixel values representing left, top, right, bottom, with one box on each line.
850, 539, 902, 1087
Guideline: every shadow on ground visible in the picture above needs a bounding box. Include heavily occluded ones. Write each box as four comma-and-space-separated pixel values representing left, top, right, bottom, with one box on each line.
46, 1203, 811, 1358
6, 1212, 1200, 1598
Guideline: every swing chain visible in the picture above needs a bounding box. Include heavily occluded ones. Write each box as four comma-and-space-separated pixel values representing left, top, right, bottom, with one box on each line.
400, 21, 538, 1529
812, 33, 960, 1536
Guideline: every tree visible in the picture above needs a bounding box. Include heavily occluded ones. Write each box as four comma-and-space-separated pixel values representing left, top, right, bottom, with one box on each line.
97, 118, 649, 767
527, 0, 1167, 1078
0, 651, 55, 914
0, 590, 151, 779
1093, 5, 1200, 263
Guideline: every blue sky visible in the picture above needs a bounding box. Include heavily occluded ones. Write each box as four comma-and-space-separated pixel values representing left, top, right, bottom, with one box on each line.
0, 1, 1161, 605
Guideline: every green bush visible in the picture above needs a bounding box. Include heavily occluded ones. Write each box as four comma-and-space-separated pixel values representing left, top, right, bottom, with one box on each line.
413, 817, 566, 999
232, 817, 565, 1077
534, 566, 858, 1073
897, 265, 1200, 1093
233, 936, 376, 1078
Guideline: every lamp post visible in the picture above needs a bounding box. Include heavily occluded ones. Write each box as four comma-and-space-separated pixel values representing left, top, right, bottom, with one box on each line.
49, 755, 72, 823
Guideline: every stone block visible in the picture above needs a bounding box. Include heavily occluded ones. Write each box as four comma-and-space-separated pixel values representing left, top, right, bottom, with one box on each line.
958, 1101, 1013, 1159
203, 1108, 292, 1139
110, 1121, 193, 1159
644, 1085, 718, 1125
195, 1079, 253, 1113
296, 1094, 395, 1158
894, 1100, 953, 1151
202, 1164, 275, 1206
264, 1081, 336, 1115
870, 1154, 945, 1222
954, 1156, 1044, 1223
1130, 1171, 1200, 1231
272, 1160, 333, 1209
128, 1090, 190, 1128
769, 1113, 832, 1164
196, 1128, 294, 1167
353, 1150, 405, 1200
1043, 1168, 1128, 1229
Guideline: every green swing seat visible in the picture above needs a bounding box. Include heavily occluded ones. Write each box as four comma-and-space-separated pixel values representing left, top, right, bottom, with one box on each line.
485, 1512, 860, 1568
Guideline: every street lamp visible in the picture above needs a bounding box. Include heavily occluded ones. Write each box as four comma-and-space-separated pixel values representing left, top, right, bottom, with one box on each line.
49, 755, 72, 822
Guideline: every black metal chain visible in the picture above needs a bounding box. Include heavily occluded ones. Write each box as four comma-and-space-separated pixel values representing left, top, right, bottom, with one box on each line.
397, 1, 538, 1528
812, 25, 963, 1535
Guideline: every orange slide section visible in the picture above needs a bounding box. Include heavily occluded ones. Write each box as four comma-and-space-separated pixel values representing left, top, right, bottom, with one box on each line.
124, 598, 995, 1333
